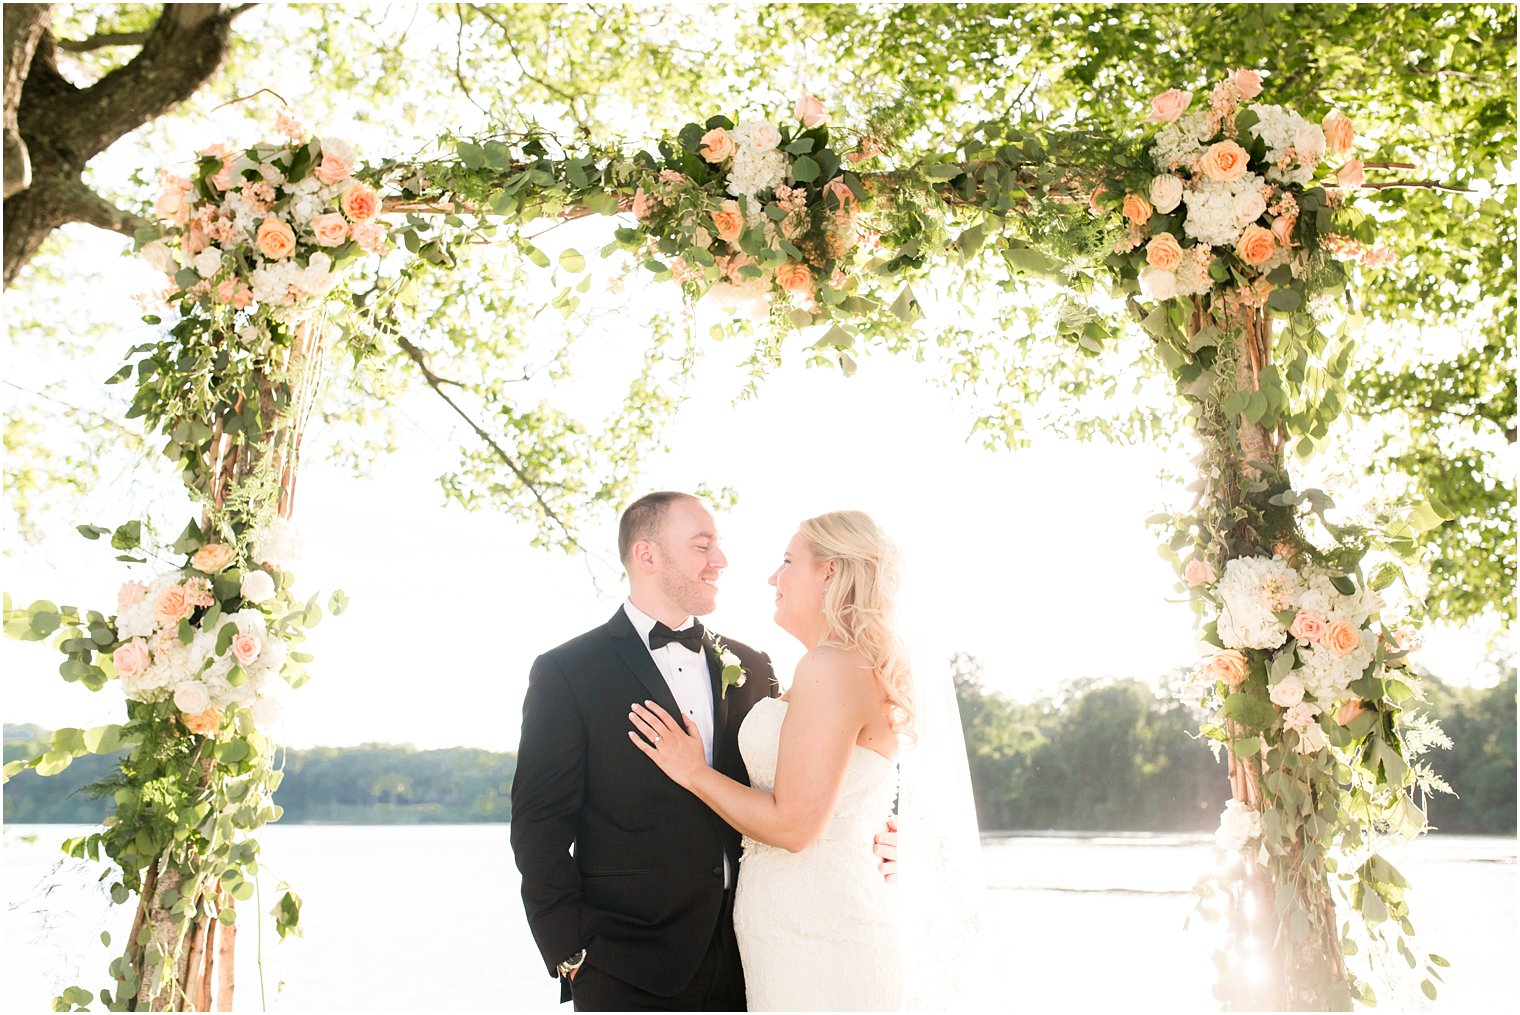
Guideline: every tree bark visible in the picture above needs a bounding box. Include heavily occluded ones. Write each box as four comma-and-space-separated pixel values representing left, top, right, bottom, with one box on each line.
4, 3, 241, 287
3, 3, 49, 198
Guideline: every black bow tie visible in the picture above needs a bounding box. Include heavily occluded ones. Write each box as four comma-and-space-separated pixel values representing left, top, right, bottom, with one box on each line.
648, 620, 706, 653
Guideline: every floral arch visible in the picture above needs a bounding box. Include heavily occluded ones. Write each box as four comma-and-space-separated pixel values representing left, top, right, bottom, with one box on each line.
5, 74, 1456, 1012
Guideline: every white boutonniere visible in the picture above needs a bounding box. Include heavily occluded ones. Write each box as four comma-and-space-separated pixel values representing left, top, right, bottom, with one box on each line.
710, 635, 747, 699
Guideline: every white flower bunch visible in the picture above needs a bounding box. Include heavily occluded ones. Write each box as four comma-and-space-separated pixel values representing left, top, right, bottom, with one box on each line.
250, 516, 303, 568
1216, 555, 1303, 650
1249, 105, 1324, 185
726, 120, 791, 207
1215, 799, 1263, 852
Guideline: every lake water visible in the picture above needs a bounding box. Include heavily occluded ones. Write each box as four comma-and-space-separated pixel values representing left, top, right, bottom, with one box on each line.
3, 825, 1513, 1011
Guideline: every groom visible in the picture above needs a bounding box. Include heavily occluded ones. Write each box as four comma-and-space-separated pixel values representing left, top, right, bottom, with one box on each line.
511, 491, 781, 1010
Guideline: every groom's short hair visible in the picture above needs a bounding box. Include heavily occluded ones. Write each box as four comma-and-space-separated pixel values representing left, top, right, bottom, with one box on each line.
619, 491, 699, 563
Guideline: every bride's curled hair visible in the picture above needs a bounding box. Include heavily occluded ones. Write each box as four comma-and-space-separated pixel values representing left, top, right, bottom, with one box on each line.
800, 510, 914, 742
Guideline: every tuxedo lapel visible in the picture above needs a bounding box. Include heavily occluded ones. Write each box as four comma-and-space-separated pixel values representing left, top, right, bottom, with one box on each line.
605, 608, 682, 718
703, 639, 730, 747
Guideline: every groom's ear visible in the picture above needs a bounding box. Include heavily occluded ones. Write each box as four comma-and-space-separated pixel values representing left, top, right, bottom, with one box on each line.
629, 539, 659, 574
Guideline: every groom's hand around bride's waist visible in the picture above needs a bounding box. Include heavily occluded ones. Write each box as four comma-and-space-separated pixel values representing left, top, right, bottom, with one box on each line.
873, 813, 898, 883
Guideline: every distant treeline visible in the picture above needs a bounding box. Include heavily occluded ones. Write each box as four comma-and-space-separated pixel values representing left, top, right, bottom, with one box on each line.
5, 659, 1513, 833
951, 653, 1516, 835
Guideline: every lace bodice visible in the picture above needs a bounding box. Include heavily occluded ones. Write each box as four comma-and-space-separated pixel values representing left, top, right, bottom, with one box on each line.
737, 697, 898, 851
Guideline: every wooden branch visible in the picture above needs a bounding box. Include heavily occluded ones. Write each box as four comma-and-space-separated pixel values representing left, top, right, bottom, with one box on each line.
56, 30, 150, 52
393, 334, 579, 546
66, 4, 238, 167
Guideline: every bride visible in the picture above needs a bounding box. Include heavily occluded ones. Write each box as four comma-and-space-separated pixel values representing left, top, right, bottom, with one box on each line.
629, 509, 916, 1010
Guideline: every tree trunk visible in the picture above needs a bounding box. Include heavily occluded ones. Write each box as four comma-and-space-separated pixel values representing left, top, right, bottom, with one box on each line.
2, 3, 49, 198
3, 4, 240, 286
1201, 301, 1349, 1011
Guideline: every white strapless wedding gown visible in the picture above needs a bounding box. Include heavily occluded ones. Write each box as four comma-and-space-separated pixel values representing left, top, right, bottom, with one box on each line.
733, 697, 903, 1011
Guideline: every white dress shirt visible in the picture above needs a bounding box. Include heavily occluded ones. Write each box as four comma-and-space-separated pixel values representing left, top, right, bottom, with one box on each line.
623, 600, 716, 765
623, 600, 731, 886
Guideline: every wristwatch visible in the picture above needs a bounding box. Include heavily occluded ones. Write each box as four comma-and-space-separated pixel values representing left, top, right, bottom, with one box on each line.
557, 949, 587, 978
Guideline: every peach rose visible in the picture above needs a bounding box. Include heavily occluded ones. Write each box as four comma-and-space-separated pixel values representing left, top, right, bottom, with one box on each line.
183, 707, 223, 737
1122, 193, 1153, 226
721, 252, 757, 280
1289, 610, 1326, 643
1184, 559, 1216, 587
822, 177, 858, 213
340, 182, 378, 222
1146, 232, 1184, 270
633, 187, 655, 222
1149, 88, 1193, 124
1200, 140, 1250, 182
1207, 650, 1249, 689
794, 94, 827, 128
156, 190, 191, 228
118, 581, 149, 611
774, 261, 814, 294
1230, 69, 1264, 99
1335, 698, 1366, 726
314, 153, 353, 185
748, 121, 781, 152
153, 585, 196, 625
1270, 213, 1297, 248
700, 127, 735, 163
1336, 158, 1365, 187
711, 200, 744, 244
255, 218, 297, 260
191, 543, 236, 572
231, 632, 263, 667
113, 638, 152, 680
1326, 620, 1362, 656
1236, 225, 1277, 266
310, 212, 349, 247
1322, 112, 1355, 155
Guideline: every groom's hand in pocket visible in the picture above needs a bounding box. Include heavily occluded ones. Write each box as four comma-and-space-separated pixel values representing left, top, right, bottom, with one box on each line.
873, 813, 898, 883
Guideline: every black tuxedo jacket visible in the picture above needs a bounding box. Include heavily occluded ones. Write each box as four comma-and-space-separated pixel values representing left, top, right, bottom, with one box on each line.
511, 607, 779, 997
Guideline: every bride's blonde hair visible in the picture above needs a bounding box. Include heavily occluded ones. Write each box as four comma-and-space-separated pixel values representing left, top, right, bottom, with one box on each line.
800, 510, 914, 741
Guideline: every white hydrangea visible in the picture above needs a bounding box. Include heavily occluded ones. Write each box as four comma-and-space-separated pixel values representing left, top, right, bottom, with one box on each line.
1297, 630, 1377, 702
1181, 185, 1244, 248
116, 598, 160, 640
250, 517, 303, 568
1249, 105, 1318, 185
1215, 799, 1262, 852
1182, 172, 1265, 248
1216, 556, 1303, 650
1297, 572, 1380, 627
726, 121, 791, 207
1151, 111, 1213, 171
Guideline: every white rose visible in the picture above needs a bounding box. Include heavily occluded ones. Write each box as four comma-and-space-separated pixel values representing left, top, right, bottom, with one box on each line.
141, 240, 177, 275
1215, 800, 1262, 852
1268, 673, 1305, 708
321, 137, 357, 164
1295, 125, 1326, 165
241, 569, 277, 603
1232, 190, 1267, 226
747, 120, 781, 152
721, 649, 741, 668
1148, 174, 1184, 214
193, 248, 224, 278
173, 680, 211, 715
1141, 268, 1177, 300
